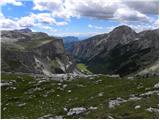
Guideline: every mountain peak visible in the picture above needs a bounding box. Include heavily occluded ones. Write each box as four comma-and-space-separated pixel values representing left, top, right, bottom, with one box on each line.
17, 28, 32, 32
112, 25, 134, 33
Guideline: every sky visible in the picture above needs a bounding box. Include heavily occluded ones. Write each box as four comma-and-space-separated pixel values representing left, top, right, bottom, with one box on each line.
0, 0, 159, 38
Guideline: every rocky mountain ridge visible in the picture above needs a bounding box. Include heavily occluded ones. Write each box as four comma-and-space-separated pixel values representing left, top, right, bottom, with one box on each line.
1, 29, 76, 76
68, 25, 159, 76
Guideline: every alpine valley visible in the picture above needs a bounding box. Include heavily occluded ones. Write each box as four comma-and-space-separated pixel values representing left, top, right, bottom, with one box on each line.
1, 25, 159, 119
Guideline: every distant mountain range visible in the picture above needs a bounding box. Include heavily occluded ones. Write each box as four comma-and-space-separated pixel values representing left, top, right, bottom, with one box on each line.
62, 36, 79, 49
68, 25, 159, 76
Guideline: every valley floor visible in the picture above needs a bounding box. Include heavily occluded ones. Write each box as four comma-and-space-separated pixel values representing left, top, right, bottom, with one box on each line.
1, 73, 159, 119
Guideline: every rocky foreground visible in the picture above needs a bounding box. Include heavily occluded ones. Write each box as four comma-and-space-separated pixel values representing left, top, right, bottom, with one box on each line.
1, 73, 158, 119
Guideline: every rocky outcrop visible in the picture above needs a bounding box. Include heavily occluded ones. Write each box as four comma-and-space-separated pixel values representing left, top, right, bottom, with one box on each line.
1, 29, 76, 75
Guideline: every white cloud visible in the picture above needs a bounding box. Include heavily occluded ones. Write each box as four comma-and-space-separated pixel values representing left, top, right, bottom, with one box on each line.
1, 12, 68, 30
18, 16, 35, 27
33, 0, 63, 11
0, 18, 18, 29
55, 21, 68, 26
131, 24, 156, 32
0, 12, 18, 29
31, 13, 68, 26
0, 11, 67, 31
31, 13, 56, 24
1, 0, 158, 33
124, 1, 159, 15
64, 0, 123, 19
154, 18, 159, 28
41, 26, 52, 30
88, 24, 103, 29
54, 31, 104, 37
1, 0, 23, 6
34, 23, 57, 34
0, 12, 35, 30
114, 8, 150, 22
32, 0, 157, 23
0, 12, 5, 19
33, 0, 71, 19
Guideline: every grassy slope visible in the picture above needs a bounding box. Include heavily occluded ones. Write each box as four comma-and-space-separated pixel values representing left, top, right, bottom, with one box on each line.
76, 63, 92, 74
1, 73, 159, 119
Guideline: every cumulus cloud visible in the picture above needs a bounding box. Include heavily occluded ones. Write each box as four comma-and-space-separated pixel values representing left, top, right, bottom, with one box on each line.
54, 31, 104, 37
31, 13, 56, 24
88, 24, 103, 29
1, 0, 23, 6
0, 18, 18, 29
31, 13, 68, 26
35, 23, 57, 34
33, 0, 71, 19
55, 21, 68, 26
0, 11, 68, 30
114, 8, 150, 22
33, 0, 63, 11
33, 0, 122, 19
65, 0, 126, 19
41, 26, 53, 30
124, 1, 159, 15
129, 24, 157, 32
0, 12, 35, 30
154, 18, 159, 27
1, 0, 158, 33
0, 12, 18, 29
32, 0, 158, 22
18, 16, 35, 27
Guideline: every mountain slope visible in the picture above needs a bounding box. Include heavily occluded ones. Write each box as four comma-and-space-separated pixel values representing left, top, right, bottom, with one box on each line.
69, 26, 159, 76
68, 33, 108, 61
1, 29, 76, 75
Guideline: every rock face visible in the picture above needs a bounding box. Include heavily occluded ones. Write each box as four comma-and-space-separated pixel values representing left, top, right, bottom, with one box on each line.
68, 33, 108, 61
1, 29, 76, 75
68, 25, 159, 76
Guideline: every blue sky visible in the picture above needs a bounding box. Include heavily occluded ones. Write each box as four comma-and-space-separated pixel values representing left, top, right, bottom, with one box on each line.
0, 0, 159, 38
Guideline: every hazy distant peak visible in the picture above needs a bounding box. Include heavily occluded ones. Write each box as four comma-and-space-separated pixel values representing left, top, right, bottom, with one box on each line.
16, 28, 32, 32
